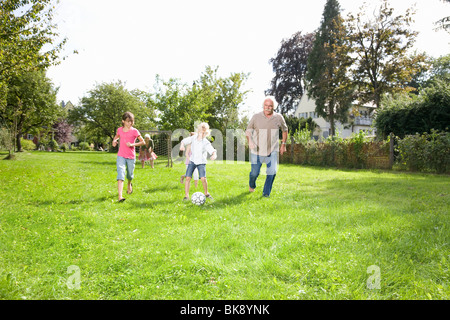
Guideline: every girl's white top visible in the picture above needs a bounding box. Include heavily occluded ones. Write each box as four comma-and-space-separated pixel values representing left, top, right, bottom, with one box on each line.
181, 133, 216, 165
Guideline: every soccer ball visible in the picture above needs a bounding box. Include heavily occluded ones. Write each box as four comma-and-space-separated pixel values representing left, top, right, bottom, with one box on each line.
191, 192, 206, 205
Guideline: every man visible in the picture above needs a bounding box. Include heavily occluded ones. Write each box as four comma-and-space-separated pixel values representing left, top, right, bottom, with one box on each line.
246, 96, 288, 197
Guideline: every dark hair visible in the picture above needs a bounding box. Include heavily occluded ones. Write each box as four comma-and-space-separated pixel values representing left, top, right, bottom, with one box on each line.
122, 111, 135, 123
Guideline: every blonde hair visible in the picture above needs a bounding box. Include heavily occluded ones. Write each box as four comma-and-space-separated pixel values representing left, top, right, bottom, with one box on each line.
196, 122, 211, 137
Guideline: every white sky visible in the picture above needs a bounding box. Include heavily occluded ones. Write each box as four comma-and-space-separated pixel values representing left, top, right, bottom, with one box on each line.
47, 0, 450, 117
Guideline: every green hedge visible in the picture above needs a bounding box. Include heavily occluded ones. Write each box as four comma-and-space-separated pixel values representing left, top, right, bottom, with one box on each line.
281, 132, 391, 169
396, 130, 450, 174
281, 130, 449, 174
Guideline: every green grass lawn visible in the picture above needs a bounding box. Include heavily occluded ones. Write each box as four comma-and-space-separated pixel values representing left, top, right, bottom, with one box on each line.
0, 151, 448, 300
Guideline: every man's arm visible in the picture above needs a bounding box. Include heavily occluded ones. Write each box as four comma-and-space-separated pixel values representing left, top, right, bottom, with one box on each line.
280, 130, 288, 155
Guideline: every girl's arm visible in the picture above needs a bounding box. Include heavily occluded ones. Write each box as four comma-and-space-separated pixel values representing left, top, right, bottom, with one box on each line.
112, 133, 120, 147
127, 135, 145, 148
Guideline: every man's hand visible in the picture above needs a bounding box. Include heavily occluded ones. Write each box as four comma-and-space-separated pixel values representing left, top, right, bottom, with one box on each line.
180, 143, 185, 152
210, 152, 217, 161
280, 143, 286, 155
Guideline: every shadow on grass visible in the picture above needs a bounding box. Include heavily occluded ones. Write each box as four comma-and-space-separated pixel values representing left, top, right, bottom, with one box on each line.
32, 195, 112, 207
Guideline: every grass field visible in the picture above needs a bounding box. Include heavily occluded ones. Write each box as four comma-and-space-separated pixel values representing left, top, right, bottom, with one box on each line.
0, 151, 448, 300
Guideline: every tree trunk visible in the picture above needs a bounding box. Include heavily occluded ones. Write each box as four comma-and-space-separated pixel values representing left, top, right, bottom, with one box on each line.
329, 102, 336, 136
16, 132, 23, 152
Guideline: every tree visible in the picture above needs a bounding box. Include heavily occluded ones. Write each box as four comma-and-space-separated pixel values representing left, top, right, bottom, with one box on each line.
408, 54, 449, 93
284, 115, 318, 136
266, 32, 315, 114
152, 66, 249, 134
1, 69, 61, 151
196, 66, 249, 132
306, 0, 354, 137
435, 0, 450, 33
375, 79, 450, 138
0, 0, 66, 105
151, 76, 208, 132
69, 81, 154, 148
346, 0, 427, 109
53, 118, 73, 145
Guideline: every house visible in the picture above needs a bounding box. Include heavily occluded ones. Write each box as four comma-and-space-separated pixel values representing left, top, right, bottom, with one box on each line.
293, 92, 376, 139
61, 100, 74, 112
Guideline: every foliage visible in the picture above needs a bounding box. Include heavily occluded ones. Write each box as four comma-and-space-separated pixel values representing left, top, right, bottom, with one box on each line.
0, 69, 61, 151
78, 141, 91, 151
284, 115, 317, 138
151, 76, 207, 132
284, 131, 388, 169
396, 130, 450, 173
53, 119, 73, 145
197, 66, 249, 133
434, 0, 450, 33
20, 138, 36, 151
420, 54, 450, 89
68, 81, 154, 149
0, 0, 66, 106
306, 0, 354, 136
48, 139, 58, 152
291, 123, 313, 145
152, 66, 249, 134
60, 143, 69, 152
375, 79, 450, 138
266, 32, 315, 114
0, 127, 14, 155
346, 0, 427, 109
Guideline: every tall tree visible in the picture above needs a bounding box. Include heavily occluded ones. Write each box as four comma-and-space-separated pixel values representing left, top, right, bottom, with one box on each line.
346, 0, 427, 109
306, 0, 354, 137
1, 69, 61, 151
0, 0, 66, 104
266, 32, 315, 114
435, 0, 450, 33
197, 66, 249, 132
152, 66, 249, 134
69, 81, 154, 147
151, 76, 208, 132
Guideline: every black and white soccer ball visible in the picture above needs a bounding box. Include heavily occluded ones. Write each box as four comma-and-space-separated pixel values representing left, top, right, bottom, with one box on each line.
191, 192, 206, 205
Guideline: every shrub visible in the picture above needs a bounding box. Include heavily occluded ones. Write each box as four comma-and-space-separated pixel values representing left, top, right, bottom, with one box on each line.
48, 139, 58, 152
20, 138, 36, 151
375, 80, 450, 139
60, 143, 69, 152
79, 142, 91, 151
396, 130, 450, 173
